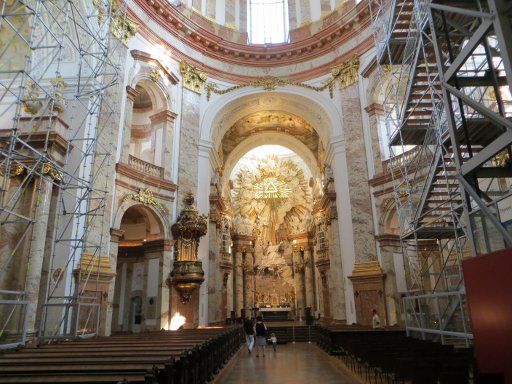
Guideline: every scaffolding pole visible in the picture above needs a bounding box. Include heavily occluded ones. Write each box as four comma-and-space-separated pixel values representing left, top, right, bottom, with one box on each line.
0, 0, 126, 345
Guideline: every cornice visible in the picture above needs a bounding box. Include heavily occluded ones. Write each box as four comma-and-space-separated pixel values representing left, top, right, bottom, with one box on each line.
130, 0, 372, 73
130, 50, 180, 84
149, 109, 178, 124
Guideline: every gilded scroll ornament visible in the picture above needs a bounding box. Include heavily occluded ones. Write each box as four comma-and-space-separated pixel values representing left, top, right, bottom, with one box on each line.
179, 61, 208, 93
126, 188, 162, 208
204, 56, 360, 100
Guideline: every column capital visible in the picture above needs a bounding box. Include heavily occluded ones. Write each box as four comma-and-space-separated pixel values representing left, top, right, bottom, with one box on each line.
364, 103, 385, 117
126, 85, 139, 101
110, 228, 125, 243
149, 110, 178, 124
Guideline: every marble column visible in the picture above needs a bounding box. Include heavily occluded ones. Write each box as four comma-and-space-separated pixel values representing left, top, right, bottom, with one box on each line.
304, 247, 315, 310
159, 241, 174, 330
106, 227, 125, 336
233, 251, 244, 317
243, 251, 254, 311
24, 176, 53, 336
364, 103, 385, 175
120, 86, 138, 164
337, 81, 385, 324
292, 249, 305, 318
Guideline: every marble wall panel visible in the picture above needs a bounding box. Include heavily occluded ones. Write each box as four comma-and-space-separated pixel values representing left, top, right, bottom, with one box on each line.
299, 0, 311, 24
177, 89, 200, 212
225, 0, 236, 26
288, 0, 298, 29
239, 0, 247, 33
206, 0, 216, 19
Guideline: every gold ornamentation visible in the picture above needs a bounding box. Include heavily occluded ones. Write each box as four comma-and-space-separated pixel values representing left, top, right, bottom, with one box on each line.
149, 68, 160, 82
179, 61, 208, 93
0, 163, 24, 178
93, 0, 138, 45
22, 82, 42, 115
331, 56, 359, 91
41, 162, 63, 181
492, 150, 510, 168
168, 192, 208, 303
126, 188, 162, 208
205, 56, 360, 100
50, 74, 66, 113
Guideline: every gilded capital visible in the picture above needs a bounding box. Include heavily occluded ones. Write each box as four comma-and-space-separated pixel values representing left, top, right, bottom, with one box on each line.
179, 61, 208, 93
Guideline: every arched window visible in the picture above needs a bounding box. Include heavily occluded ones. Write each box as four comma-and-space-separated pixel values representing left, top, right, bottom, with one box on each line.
248, 0, 289, 44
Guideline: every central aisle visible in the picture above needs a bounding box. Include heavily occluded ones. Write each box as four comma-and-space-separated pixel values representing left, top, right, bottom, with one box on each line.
221, 343, 354, 384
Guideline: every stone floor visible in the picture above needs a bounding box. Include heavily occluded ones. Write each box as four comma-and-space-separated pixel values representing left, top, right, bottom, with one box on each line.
221, 343, 354, 384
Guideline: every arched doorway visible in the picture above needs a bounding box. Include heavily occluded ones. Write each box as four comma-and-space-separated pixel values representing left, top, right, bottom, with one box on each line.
112, 205, 165, 332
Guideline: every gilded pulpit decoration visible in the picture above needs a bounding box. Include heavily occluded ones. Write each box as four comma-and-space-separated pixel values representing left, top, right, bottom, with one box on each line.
179, 61, 208, 93
125, 188, 162, 209
169, 192, 208, 303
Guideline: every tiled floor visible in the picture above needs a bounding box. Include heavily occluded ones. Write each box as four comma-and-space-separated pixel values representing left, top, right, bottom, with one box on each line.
221, 343, 353, 384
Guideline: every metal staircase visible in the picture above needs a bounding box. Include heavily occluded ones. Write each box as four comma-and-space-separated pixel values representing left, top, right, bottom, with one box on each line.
370, 0, 512, 344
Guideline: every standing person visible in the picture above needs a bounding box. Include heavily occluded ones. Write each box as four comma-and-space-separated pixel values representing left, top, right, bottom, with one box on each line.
254, 316, 267, 357
244, 317, 255, 354
269, 332, 277, 352
372, 309, 381, 329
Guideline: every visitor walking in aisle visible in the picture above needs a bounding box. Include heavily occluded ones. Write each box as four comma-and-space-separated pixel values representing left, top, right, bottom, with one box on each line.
244, 317, 255, 354
254, 316, 268, 357
270, 332, 277, 352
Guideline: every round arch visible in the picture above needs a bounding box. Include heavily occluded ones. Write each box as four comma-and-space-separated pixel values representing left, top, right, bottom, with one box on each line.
112, 200, 171, 240
222, 131, 321, 187
200, 87, 342, 148
129, 75, 171, 112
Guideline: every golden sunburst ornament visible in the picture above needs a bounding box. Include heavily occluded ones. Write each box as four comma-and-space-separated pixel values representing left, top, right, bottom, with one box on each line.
254, 177, 292, 200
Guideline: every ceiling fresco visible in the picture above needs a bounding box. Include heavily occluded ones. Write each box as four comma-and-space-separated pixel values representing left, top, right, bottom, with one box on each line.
221, 111, 321, 162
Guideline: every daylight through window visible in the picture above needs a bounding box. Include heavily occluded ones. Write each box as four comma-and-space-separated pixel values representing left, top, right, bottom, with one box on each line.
248, 0, 289, 44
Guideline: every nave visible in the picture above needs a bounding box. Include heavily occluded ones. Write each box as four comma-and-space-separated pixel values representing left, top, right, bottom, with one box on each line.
220, 343, 353, 384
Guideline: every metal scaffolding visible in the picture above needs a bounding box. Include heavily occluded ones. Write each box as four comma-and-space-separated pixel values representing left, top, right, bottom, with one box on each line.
0, 0, 124, 347
370, 0, 512, 345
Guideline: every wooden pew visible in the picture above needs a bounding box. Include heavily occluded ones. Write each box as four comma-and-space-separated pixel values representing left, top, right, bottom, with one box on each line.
0, 326, 243, 384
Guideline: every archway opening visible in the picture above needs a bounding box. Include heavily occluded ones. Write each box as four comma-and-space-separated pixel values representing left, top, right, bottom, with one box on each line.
129, 82, 165, 168
229, 145, 318, 320
112, 205, 165, 333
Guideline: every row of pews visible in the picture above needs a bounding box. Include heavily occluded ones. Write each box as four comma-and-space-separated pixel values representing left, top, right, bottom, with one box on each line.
316, 324, 473, 384
0, 327, 243, 384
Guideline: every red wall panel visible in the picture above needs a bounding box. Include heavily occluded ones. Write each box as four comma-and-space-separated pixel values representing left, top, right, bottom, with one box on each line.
462, 247, 512, 383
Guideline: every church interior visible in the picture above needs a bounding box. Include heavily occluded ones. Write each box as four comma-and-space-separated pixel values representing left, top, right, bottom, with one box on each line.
0, 0, 511, 382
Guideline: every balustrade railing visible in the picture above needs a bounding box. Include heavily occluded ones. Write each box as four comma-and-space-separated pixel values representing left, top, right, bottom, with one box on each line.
128, 154, 164, 178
